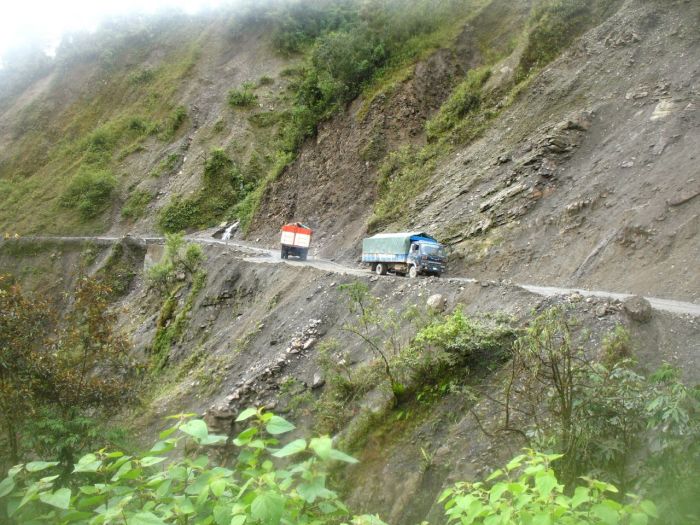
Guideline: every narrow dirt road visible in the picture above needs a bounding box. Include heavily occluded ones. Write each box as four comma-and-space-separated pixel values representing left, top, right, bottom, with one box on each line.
5, 234, 700, 317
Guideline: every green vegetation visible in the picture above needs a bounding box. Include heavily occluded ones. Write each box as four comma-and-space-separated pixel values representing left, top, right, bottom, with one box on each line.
516, 0, 624, 81
0, 410, 657, 525
367, 0, 624, 231
228, 82, 258, 108
368, 144, 438, 232
146, 233, 206, 370
490, 307, 700, 523
146, 233, 203, 293
95, 241, 140, 297
59, 169, 116, 220
158, 149, 254, 233
0, 28, 200, 233
150, 153, 183, 178
315, 283, 515, 439
121, 189, 153, 220
441, 450, 656, 525
425, 67, 492, 141
0, 275, 135, 476
233, 0, 492, 232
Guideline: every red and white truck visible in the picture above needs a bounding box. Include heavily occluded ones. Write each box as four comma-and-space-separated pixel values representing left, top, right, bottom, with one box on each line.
280, 223, 312, 260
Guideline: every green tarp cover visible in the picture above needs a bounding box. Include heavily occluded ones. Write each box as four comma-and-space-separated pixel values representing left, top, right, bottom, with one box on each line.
362, 232, 436, 256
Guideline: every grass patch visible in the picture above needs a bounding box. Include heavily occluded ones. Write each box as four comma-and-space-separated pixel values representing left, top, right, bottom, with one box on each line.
425, 67, 492, 141
235, 151, 294, 233
121, 189, 153, 220
158, 148, 255, 233
516, 0, 624, 81
150, 270, 206, 371
150, 153, 182, 178
228, 82, 258, 108
60, 168, 117, 220
367, 144, 440, 232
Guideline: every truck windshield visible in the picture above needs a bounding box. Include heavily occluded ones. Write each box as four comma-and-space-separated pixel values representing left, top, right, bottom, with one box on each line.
420, 244, 445, 257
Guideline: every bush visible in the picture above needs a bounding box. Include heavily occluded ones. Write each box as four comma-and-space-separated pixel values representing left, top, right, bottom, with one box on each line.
441, 449, 657, 525
410, 308, 515, 380
161, 105, 187, 139
60, 169, 116, 220
146, 232, 204, 293
121, 189, 153, 220
0, 410, 363, 524
228, 82, 258, 108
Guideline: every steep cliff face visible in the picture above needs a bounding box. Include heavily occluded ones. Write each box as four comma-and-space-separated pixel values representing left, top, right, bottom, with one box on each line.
250, 0, 700, 303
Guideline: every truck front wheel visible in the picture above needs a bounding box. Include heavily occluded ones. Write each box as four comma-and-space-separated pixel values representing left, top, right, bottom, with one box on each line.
376, 263, 388, 276
408, 265, 418, 279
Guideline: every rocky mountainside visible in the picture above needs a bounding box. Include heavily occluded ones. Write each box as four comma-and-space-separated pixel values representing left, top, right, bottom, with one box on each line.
250, 0, 700, 303
1, 0, 699, 523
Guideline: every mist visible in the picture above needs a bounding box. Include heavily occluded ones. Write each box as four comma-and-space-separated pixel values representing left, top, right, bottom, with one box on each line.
0, 0, 234, 68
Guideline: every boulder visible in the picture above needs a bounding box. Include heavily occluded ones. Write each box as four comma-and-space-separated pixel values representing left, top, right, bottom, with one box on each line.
427, 294, 447, 312
623, 295, 652, 323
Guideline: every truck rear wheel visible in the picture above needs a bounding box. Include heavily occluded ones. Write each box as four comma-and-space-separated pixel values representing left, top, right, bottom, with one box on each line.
376, 263, 388, 276
299, 249, 308, 261
408, 265, 418, 279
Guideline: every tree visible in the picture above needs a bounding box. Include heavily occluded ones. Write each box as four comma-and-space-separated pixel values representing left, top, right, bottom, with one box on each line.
32, 277, 134, 475
0, 276, 52, 469
0, 275, 135, 476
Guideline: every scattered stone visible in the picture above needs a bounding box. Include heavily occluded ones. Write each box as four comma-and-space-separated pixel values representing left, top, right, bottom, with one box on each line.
621, 160, 634, 168
312, 372, 326, 389
595, 304, 608, 317
569, 293, 583, 303
623, 295, 652, 323
303, 338, 317, 350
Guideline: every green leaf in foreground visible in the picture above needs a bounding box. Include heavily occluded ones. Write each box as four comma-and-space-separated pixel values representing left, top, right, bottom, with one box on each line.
265, 415, 295, 435
39, 487, 71, 509
272, 439, 307, 458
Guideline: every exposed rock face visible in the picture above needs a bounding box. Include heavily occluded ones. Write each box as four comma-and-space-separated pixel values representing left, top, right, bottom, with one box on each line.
623, 295, 653, 323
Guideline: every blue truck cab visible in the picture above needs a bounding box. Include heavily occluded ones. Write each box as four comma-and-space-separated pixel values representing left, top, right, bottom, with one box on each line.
361, 232, 447, 278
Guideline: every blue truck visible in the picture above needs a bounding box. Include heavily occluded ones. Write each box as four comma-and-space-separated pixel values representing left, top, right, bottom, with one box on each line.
361, 232, 447, 278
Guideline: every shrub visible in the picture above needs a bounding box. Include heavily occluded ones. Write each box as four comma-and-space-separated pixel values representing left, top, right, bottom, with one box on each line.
146, 232, 204, 293
161, 105, 187, 139
150, 153, 182, 178
228, 82, 258, 108
0, 410, 363, 524
121, 189, 153, 220
60, 169, 116, 220
128, 67, 155, 84
408, 308, 516, 383
441, 449, 657, 525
